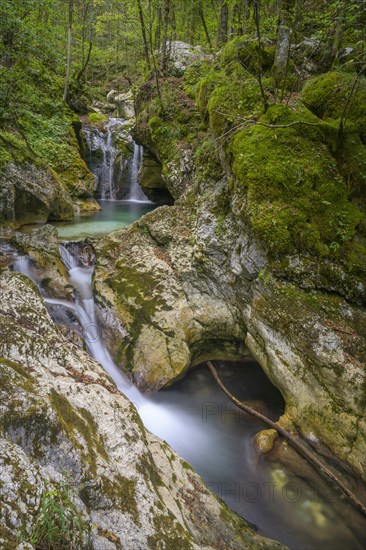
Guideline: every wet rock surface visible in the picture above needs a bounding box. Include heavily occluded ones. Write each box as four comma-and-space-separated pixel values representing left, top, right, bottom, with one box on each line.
0, 271, 285, 550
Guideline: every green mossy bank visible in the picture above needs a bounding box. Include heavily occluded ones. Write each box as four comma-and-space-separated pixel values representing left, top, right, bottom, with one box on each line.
0, 99, 97, 229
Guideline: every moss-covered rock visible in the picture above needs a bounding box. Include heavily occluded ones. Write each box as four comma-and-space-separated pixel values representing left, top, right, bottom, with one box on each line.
221, 36, 275, 74
301, 71, 366, 141
230, 104, 363, 256
0, 161, 74, 230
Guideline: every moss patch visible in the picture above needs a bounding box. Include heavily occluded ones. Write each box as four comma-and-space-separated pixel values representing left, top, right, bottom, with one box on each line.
230, 104, 363, 256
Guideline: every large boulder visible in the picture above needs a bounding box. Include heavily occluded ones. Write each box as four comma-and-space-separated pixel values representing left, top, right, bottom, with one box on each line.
0, 271, 284, 550
163, 41, 213, 76
0, 162, 74, 229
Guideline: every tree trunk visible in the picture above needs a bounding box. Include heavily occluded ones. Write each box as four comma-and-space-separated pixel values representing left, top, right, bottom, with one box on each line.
217, 0, 229, 46
137, 0, 151, 70
63, 0, 74, 102
155, 7, 162, 50
160, 0, 171, 73
252, 0, 268, 111
3, 31, 14, 68
198, 1, 213, 51
272, 0, 295, 88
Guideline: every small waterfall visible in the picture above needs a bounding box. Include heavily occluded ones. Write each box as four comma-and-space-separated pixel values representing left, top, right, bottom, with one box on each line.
83, 118, 126, 201
83, 118, 150, 203
56, 244, 142, 400
125, 142, 149, 202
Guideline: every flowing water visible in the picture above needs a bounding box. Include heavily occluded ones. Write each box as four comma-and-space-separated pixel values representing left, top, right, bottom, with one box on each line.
83, 118, 149, 202
12, 241, 366, 550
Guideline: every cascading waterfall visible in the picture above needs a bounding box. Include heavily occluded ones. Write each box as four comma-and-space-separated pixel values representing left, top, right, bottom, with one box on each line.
58, 244, 140, 397
83, 118, 149, 202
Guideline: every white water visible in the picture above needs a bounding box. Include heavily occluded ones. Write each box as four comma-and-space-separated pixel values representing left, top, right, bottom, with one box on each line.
83, 118, 149, 202
125, 142, 149, 203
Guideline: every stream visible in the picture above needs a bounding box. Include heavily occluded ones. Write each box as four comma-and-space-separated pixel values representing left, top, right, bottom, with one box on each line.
9, 119, 366, 550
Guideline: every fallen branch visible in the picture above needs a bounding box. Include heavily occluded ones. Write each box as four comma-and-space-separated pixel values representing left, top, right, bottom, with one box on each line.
207, 361, 366, 518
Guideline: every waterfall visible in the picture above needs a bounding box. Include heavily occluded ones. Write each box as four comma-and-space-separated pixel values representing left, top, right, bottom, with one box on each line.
125, 141, 149, 202
83, 118, 125, 201
83, 118, 150, 203
57, 244, 143, 401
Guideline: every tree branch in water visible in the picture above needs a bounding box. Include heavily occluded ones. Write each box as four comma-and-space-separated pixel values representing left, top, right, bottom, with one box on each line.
207, 361, 366, 518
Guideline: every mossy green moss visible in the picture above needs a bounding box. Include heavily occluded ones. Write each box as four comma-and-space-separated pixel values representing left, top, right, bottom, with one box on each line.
208, 72, 263, 138
301, 72, 366, 140
87, 112, 108, 125
49, 389, 108, 474
18, 110, 95, 198
0, 131, 35, 167
221, 36, 275, 74
230, 104, 363, 255
195, 70, 224, 120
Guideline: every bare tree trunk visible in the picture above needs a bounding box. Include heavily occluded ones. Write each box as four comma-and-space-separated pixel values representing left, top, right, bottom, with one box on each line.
207, 361, 366, 519
160, 0, 171, 73
63, 0, 74, 102
252, 0, 268, 111
137, 0, 151, 70
217, 0, 229, 46
198, 1, 213, 51
272, 0, 295, 88
155, 7, 162, 50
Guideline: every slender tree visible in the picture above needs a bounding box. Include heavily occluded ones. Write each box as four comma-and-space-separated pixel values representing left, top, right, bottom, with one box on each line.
64, 0, 74, 102
137, 0, 151, 70
272, 0, 296, 89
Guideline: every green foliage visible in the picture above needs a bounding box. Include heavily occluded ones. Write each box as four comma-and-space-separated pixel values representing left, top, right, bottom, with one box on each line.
28, 481, 90, 549
87, 112, 108, 124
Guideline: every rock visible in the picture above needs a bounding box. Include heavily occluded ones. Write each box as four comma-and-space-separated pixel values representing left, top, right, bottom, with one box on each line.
254, 429, 278, 455
107, 89, 118, 102
138, 153, 165, 190
0, 271, 285, 550
113, 91, 135, 119
0, 162, 74, 230
163, 41, 213, 76
75, 197, 102, 213
10, 224, 72, 299
94, 74, 366, 486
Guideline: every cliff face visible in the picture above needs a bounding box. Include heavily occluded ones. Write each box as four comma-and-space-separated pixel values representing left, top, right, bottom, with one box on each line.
94, 49, 366, 483
0, 271, 284, 549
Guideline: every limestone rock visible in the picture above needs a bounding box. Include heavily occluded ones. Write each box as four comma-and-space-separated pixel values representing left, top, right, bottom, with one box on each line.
114, 91, 135, 119
163, 41, 213, 76
0, 162, 74, 229
0, 271, 285, 550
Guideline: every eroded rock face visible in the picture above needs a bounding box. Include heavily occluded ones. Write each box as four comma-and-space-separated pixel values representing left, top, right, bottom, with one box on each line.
0, 271, 284, 550
94, 194, 254, 391
0, 162, 74, 229
95, 193, 366, 483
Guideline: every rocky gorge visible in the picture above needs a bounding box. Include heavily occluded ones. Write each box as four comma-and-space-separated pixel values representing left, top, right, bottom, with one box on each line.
1, 14, 366, 550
